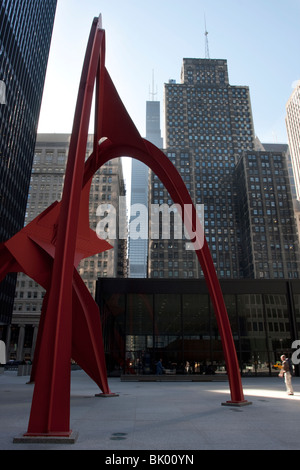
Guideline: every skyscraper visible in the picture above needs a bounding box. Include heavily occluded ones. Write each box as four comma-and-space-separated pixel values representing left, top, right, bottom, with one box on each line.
146, 100, 163, 149
8, 134, 127, 363
286, 80, 300, 201
236, 150, 300, 279
0, 1, 57, 325
128, 95, 163, 278
148, 58, 299, 280
128, 159, 149, 278
149, 58, 256, 279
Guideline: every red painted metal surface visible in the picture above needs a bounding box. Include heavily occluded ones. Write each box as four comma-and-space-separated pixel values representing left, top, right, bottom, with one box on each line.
0, 15, 249, 437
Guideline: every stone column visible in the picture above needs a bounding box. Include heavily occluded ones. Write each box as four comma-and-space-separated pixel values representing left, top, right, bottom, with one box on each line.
31, 325, 39, 361
5, 325, 11, 361
16, 325, 25, 361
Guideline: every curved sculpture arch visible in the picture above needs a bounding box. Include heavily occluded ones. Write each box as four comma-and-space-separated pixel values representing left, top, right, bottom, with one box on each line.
87, 140, 246, 402
0, 16, 249, 439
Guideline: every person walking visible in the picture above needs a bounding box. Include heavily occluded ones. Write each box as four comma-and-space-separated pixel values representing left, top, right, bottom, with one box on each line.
156, 358, 163, 375
280, 355, 294, 395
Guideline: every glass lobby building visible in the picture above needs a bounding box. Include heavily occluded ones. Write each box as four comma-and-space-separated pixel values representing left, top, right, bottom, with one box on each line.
96, 278, 300, 377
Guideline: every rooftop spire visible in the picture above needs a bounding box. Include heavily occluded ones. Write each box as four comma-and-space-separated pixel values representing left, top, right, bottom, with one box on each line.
204, 14, 210, 59
149, 69, 158, 101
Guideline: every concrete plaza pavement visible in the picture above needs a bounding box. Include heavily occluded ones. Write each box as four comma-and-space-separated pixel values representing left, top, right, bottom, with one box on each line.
0, 369, 299, 451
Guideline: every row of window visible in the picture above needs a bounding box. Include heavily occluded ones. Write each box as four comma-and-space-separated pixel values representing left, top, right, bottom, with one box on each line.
152, 270, 195, 278
34, 152, 66, 165
13, 303, 41, 312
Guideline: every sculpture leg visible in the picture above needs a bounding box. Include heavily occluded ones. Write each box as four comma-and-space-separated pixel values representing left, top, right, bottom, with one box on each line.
24, 264, 73, 435
71, 269, 113, 395
28, 292, 49, 384
196, 243, 249, 405
25, 18, 104, 437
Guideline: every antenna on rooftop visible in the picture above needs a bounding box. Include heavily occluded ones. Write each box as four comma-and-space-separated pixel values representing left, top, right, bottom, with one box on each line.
149, 69, 158, 101
204, 14, 210, 59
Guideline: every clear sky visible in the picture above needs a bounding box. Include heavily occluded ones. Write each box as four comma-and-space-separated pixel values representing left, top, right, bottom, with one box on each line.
38, 0, 300, 160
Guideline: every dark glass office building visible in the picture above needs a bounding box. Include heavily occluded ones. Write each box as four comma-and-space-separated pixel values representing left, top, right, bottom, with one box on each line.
0, 0, 57, 325
97, 278, 300, 377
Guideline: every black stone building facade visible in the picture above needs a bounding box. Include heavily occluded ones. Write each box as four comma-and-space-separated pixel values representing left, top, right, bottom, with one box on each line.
0, 1, 57, 325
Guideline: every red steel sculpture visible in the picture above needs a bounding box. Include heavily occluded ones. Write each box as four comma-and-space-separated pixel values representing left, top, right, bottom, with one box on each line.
0, 16, 250, 439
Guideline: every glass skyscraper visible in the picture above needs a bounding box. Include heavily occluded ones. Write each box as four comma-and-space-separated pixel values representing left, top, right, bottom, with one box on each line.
146, 100, 163, 149
128, 98, 163, 278
0, 0, 57, 325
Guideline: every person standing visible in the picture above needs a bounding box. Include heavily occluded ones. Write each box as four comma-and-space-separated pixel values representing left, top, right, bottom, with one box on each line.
280, 355, 294, 395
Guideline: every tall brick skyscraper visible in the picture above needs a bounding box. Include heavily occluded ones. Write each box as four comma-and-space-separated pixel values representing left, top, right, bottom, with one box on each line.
149, 58, 256, 279
148, 58, 299, 280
